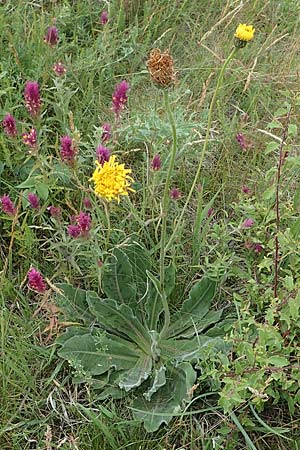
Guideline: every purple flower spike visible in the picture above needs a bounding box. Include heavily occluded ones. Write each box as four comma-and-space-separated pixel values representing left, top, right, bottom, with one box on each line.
60, 135, 76, 165
27, 267, 47, 293
151, 154, 161, 171
242, 218, 254, 228
24, 81, 41, 118
1, 194, 17, 216
112, 80, 129, 117
253, 243, 263, 253
2, 113, 17, 137
100, 11, 108, 25
67, 224, 81, 238
76, 211, 91, 236
48, 205, 62, 220
22, 128, 37, 148
53, 62, 67, 76
28, 193, 40, 209
101, 123, 111, 143
83, 197, 92, 209
170, 187, 181, 200
236, 132, 248, 151
207, 207, 214, 218
44, 26, 59, 46
96, 144, 110, 166
242, 185, 252, 195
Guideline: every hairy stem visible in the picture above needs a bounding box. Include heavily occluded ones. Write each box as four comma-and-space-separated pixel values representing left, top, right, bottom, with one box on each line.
160, 89, 177, 337
274, 108, 291, 298
165, 48, 236, 254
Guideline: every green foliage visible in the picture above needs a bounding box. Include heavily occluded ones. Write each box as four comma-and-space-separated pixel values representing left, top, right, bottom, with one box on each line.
56, 239, 227, 431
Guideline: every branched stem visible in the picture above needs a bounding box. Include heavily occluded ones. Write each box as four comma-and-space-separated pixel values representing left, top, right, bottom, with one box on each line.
165, 48, 236, 254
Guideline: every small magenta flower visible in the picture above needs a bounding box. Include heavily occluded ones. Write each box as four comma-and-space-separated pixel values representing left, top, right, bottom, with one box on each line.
1, 194, 17, 216
76, 211, 91, 236
27, 267, 47, 293
242, 218, 254, 228
207, 207, 214, 218
48, 205, 62, 220
44, 26, 59, 46
28, 193, 40, 209
22, 128, 37, 148
242, 185, 252, 195
52, 62, 67, 76
253, 243, 263, 253
151, 154, 161, 171
60, 135, 76, 164
68, 211, 91, 238
101, 123, 111, 143
24, 81, 41, 118
112, 80, 129, 117
67, 224, 81, 238
170, 187, 181, 200
83, 197, 92, 209
96, 144, 110, 166
100, 11, 108, 25
2, 113, 17, 137
236, 132, 248, 151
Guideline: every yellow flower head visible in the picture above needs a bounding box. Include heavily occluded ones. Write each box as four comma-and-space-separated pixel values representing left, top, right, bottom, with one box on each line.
91, 155, 134, 202
234, 24, 255, 46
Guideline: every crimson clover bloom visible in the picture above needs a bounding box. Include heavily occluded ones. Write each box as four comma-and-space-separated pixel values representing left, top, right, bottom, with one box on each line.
67, 224, 81, 238
242, 218, 254, 228
83, 197, 92, 209
170, 187, 181, 200
151, 154, 161, 171
253, 243, 263, 253
53, 62, 67, 76
207, 207, 214, 218
96, 144, 110, 166
1, 194, 17, 216
101, 123, 111, 143
44, 26, 59, 46
236, 132, 248, 151
27, 267, 47, 293
242, 185, 252, 195
48, 205, 62, 220
112, 80, 129, 117
68, 211, 91, 238
28, 193, 40, 209
24, 81, 41, 118
2, 113, 17, 137
60, 135, 76, 164
100, 11, 108, 25
22, 128, 37, 148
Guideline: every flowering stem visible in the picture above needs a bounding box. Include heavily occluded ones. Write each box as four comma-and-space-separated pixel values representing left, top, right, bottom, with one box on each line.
274, 107, 291, 298
165, 47, 236, 254
103, 201, 111, 251
159, 89, 177, 338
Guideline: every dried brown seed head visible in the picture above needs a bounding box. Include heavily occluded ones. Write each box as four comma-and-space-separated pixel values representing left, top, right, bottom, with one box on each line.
146, 48, 176, 87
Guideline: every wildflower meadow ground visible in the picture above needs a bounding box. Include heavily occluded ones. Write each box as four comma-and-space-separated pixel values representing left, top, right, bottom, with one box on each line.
1, 1, 300, 449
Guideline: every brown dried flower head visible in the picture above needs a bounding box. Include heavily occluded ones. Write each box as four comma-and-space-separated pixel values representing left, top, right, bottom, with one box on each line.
146, 48, 175, 87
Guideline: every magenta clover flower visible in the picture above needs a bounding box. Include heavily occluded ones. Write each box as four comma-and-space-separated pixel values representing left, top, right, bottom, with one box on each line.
2, 113, 17, 137
24, 81, 41, 118
27, 267, 47, 293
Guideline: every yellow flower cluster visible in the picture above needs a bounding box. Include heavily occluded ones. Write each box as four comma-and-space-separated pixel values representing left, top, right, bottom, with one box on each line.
91, 155, 134, 202
234, 24, 255, 42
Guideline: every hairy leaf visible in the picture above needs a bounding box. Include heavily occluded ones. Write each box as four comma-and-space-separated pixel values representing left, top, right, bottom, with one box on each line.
132, 362, 196, 432
166, 278, 217, 338
58, 333, 141, 376
144, 271, 163, 331
87, 295, 151, 353
102, 248, 137, 306
119, 354, 152, 391
56, 283, 93, 323
143, 365, 166, 401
